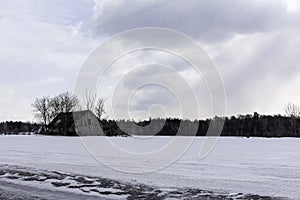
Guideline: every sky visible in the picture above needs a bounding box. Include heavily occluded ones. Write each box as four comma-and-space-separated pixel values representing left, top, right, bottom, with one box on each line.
0, 0, 300, 122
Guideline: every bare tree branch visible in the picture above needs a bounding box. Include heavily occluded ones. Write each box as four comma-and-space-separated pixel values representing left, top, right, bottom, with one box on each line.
82, 89, 97, 112
57, 92, 80, 113
95, 97, 105, 119
285, 103, 300, 118
32, 96, 51, 125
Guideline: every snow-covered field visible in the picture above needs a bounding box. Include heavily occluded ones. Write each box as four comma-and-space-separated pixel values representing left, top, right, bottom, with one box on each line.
0, 135, 299, 199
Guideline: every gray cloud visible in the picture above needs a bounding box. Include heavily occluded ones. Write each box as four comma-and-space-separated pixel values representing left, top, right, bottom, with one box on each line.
0, 0, 97, 121
89, 0, 300, 118
1, 0, 300, 121
91, 0, 300, 42
209, 28, 300, 115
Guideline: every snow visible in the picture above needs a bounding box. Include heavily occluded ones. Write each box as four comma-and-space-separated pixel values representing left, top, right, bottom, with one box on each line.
0, 135, 299, 199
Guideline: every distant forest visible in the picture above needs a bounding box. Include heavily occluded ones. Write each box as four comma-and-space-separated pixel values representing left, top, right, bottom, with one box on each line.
1, 112, 299, 137
0, 121, 39, 135
102, 112, 300, 137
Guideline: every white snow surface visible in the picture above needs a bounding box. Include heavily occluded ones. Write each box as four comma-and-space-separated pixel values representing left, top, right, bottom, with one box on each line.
0, 135, 299, 199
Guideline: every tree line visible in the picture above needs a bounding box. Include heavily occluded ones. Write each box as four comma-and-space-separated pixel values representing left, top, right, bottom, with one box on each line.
0, 121, 39, 135
30, 96, 300, 137
100, 103, 300, 137
101, 111, 300, 137
1, 112, 299, 137
2, 92, 299, 137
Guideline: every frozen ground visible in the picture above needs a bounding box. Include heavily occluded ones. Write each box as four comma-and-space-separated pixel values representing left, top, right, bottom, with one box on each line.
0, 135, 299, 199
1, 165, 275, 199
0, 180, 106, 200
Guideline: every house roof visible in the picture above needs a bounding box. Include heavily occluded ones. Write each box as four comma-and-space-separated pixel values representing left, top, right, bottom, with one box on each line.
48, 110, 96, 128
73, 110, 93, 121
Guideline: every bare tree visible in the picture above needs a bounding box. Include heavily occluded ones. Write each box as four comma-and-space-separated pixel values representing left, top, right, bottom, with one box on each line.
32, 96, 51, 125
285, 103, 300, 118
57, 92, 80, 113
82, 89, 97, 111
80, 89, 106, 119
46, 92, 80, 121
95, 97, 105, 119
49, 96, 63, 120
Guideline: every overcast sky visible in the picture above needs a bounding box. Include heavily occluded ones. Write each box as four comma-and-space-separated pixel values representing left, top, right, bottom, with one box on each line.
1, 0, 300, 121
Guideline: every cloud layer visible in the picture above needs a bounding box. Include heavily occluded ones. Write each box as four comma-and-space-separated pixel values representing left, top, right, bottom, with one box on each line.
92, 0, 300, 41
1, 0, 300, 121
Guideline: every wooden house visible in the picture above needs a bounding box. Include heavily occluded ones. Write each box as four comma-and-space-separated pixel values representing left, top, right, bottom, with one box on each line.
48, 110, 104, 136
